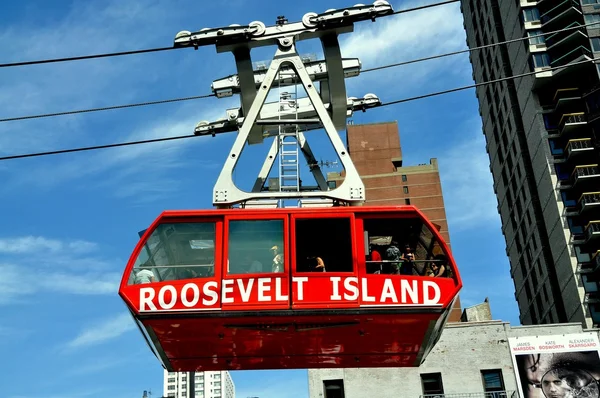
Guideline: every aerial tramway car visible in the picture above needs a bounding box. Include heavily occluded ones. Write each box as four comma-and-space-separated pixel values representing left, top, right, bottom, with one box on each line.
118, 0, 462, 371
118, 205, 462, 371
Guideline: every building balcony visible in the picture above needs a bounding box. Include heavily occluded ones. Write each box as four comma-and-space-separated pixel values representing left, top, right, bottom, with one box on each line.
541, 1, 582, 29
551, 137, 594, 161
582, 272, 600, 302
550, 46, 593, 68
548, 112, 587, 137
579, 192, 600, 213
542, 87, 581, 112
586, 220, 600, 241
421, 392, 517, 398
565, 137, 595, 159
572, 164, 600, 185
546, 27, 588, 51
577, 250, 600, 273
560, 164, 600, 189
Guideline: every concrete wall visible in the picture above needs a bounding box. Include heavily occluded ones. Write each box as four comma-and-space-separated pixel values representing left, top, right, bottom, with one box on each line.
308, 321, 591, 398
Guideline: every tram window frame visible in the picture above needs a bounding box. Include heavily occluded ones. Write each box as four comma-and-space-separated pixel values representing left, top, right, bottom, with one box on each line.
128, 220, 220, 285
360, 215, 453, 278
293, 214, 356, 273
224, 217, 287, 276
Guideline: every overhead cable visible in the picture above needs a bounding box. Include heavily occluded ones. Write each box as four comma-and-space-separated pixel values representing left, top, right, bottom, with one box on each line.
0, 0, 457, 69
362, 20, 600, 73
2, 19, 596, 124
1, 56, 597, 162
382, 56, 598, 106
392, 0, 458, 14
0, 134, 197, 161
0, 94, 215, 123
0, 47, 175, 69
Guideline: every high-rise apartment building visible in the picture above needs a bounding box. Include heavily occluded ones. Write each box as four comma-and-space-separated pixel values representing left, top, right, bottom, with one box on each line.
329, 121, 462, 322
163, 370, 235, 398
460, 0, 600, 328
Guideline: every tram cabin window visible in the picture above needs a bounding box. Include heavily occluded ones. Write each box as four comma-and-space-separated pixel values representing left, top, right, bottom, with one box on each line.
227, 220, 284, 274
295, 218, 353, 272
364, 218, 452, 277
129, 222, 216, 284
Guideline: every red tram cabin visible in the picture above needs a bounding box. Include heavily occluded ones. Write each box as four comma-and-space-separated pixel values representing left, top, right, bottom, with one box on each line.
118, 205, 462, 371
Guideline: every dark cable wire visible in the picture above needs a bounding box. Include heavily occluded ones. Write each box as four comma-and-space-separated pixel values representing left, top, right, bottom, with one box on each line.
0, 94, 215, 123
0, 0, 458, 69
2, 18, 596, 124
0, 134, 197, 161
380, 56, 597, 106
392, 0, 458, 14
362, 20, 600, 73
1, 56, 597, 162
0, 47, 176, 69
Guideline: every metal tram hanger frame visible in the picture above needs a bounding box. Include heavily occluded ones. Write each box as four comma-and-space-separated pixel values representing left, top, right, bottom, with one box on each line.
173, 1, 394, 208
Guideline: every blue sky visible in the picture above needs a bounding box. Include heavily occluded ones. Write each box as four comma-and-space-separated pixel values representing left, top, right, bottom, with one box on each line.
0, 0, 520, 397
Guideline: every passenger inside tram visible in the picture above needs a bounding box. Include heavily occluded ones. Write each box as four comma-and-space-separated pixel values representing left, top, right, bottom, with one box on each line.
228, 219, 284, 275
129, 222, 217, 284
364, 218, 451, 278
306, 255, 326, 272
295, 218, 353, 272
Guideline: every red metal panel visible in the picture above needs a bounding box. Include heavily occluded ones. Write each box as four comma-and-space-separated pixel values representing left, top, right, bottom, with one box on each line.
141, 311, 441, 371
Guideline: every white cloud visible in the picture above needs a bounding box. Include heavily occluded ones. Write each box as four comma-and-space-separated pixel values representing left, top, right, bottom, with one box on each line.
66, 312, 136, 350
0, 236, 96, 254
341, 0, 469, 93
0, 236, 122, 304
437, 125, 500, 232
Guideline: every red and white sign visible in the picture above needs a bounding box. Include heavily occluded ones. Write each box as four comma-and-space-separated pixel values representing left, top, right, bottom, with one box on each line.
134, 276, 450, 312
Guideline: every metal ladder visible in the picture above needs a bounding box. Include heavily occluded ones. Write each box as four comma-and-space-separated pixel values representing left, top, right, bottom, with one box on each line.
277, 72, 301, 197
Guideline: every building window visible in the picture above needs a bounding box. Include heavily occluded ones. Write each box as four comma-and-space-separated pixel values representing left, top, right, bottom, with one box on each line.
532, 53, 550, 68
421, 373, 444, 395
323, 379, 345, 398
405, 198, 411, 205
592, 38, 600, 53
481, 369, 505, 394
585, 14, 600, 28
523, 8, 540, 22
401, 174, 407, 182
403, 186, 409, 194
528, 30, 544, 45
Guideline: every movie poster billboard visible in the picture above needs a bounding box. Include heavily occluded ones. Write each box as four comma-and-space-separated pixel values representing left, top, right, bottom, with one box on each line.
509, 332, 600, 398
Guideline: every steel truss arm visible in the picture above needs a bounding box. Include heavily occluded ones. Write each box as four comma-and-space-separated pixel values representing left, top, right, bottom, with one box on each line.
211, 42, 365, 207
173, 2, 393, 51
211, 58, 361, 98
194, 94, 381, 136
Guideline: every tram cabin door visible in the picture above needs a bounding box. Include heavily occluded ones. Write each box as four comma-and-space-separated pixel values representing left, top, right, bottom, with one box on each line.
221, 214, 291, 311
290, 212, 360, 309
356, 213, 426, 306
